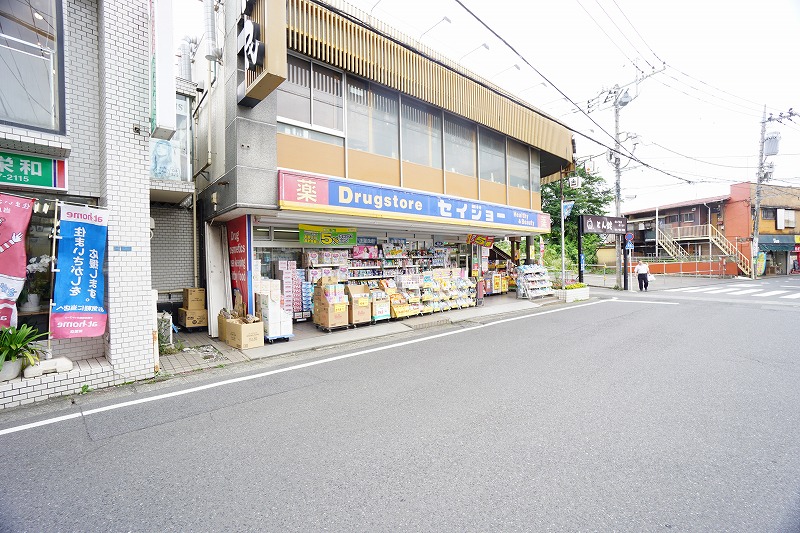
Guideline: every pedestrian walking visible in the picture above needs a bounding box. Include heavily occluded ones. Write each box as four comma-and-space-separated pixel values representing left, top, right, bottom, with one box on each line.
634, 260, 650, 291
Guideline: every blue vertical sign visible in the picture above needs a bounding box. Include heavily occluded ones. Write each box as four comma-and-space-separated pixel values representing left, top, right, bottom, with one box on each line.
50, 204, 108, 339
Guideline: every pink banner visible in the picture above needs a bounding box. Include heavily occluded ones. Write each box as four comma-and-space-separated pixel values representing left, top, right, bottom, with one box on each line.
0, 194, 34, 328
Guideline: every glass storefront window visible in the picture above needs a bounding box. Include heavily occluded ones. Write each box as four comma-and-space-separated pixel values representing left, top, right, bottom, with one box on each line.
277, 55, 312, 124
13, 193, 97, 329
507, 139, 530, 190
252, 247, 302, 279
346, 78, 399, 159
149, 95, 192, 181
278, 55, 345, 136
444, 114, 476, 177
312, 64, 343, 131
401, 97, 442, 168
479, 128, 506, 185
530, 148, 541, 193
0, 0, 63, 132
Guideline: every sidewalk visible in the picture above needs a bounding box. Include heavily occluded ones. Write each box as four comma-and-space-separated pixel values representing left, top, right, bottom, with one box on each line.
164, 293, 556, 376
163, 273, 740, 377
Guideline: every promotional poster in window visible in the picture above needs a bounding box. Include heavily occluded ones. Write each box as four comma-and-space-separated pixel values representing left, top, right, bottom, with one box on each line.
0, 194, 34, 328
50, 204, 108, 339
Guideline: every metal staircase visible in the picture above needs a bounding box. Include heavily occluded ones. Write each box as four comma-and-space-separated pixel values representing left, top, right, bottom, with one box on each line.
709, 224, 751, 277
656, 227, 690, 260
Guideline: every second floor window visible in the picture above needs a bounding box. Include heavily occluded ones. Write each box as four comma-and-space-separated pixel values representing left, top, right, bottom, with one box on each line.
0, 0, 64, 132
761, 208, 776, 220
682, 212, 694, 223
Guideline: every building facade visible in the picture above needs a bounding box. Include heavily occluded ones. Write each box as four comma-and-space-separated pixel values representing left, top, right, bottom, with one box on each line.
194, 0, 574, 325
622, 182, 800, 277
0, 0, 168, 408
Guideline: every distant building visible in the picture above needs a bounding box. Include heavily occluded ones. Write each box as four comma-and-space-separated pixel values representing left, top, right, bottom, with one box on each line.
623, 182, 800, 277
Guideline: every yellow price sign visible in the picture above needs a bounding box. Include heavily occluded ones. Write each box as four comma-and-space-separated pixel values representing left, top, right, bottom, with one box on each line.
334, 303, 347, 313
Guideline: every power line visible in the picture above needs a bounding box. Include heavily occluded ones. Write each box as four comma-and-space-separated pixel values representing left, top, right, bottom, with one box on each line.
608, 0, 664, 64
590, 0, 655, 70
645, 141, 757, 169
665, 65, 785, 115
650, 77, 763, 119
574, 0, 645, 75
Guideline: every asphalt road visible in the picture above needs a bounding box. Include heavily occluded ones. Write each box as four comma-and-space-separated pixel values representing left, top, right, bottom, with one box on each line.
1, 294, 799, 532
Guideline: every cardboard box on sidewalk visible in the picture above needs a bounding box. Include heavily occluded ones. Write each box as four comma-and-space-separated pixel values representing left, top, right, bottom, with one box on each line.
217, 314, 237, 342
227, 319, 264, 350
346, 284, 371, 325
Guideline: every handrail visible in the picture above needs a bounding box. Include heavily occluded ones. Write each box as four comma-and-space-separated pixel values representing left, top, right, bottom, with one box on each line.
708, 224, 751, 277
667, 224, 710, 240
656, 227, 689, 259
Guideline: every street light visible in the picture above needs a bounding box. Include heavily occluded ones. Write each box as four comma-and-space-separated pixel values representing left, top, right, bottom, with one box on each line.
419, 16, 451, 39
459, 42, 489, 62
492, 63, 520, 79
613, 88, 632, 290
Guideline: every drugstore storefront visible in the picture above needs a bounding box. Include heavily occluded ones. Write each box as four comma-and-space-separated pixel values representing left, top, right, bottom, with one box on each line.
205, 169, 551, 331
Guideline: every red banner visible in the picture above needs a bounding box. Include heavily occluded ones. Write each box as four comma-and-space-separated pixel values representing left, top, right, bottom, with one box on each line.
227, 216, 251, 314
0, 194, 35, 328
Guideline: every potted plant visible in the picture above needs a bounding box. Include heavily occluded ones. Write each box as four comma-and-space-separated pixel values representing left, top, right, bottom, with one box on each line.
0, 325, 49, 382
553, 282, 591, 303
21, 255, 51, 310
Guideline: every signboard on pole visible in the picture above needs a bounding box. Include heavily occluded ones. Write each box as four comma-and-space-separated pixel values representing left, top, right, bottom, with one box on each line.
582, 215, 627, 234
562, 201, 575, 218
50, 204, 109, 339
625, 241, 634, 250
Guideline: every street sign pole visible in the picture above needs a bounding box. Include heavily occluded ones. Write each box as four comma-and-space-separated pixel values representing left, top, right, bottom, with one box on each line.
577, 215, 584, 283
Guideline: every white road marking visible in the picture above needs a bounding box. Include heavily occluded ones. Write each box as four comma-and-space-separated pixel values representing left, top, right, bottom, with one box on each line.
752, 290, 789, 298
664, 287, 700, 292
0, 299, 613, 437
681, 286, 730, 293
724, 289, 764, 295
609, 300, 679, 305
779, 293, 800, 299
703, 287, 747, 294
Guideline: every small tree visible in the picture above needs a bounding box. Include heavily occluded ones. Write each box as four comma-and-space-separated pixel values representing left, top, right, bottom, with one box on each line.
541, 166, 614, 265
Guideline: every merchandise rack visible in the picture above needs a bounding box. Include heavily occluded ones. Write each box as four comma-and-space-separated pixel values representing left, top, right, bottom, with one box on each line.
516, 265, 553, 300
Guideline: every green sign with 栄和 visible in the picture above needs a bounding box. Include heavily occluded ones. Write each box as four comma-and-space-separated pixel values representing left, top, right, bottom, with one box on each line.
299, 224, 357, 246
0, 151, 67, 190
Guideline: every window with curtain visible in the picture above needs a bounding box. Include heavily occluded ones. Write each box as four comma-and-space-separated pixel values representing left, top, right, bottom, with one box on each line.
507, 139, 530, 190
444, 114, 476, 177
529, 148, 541, 192
277, 55, 311, 124
0, 0, 63, 132
346, 78, 399, 159
401, 98, 442, 168
346, 77, 370, 152
312, 64, 343, 131
479, 127, 506, 184
371, 86, 399, 158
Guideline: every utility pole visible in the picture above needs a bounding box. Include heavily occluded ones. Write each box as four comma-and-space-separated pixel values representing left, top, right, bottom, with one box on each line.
752, 106, 797, 278
752, 106, 767, 280
613, 96, 625, 289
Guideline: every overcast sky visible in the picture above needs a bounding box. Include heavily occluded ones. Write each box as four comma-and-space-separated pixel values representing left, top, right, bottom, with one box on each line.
173, 0, 800, 214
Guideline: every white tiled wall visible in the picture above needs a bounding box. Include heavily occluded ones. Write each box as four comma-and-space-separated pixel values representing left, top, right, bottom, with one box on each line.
1, 0, 160, 408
